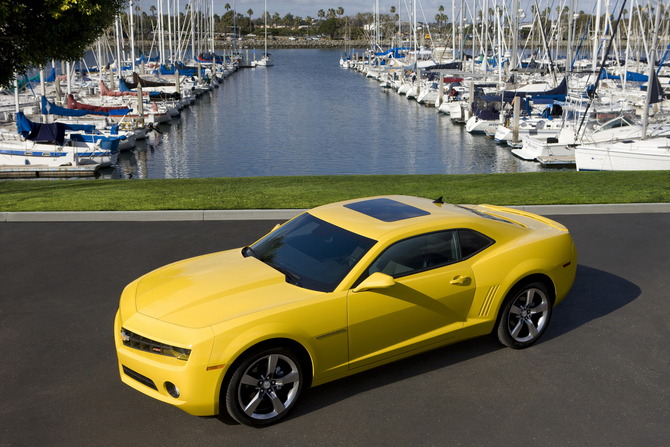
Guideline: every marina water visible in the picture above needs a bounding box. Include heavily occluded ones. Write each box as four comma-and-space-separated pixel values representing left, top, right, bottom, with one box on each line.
110, 49, 555, 179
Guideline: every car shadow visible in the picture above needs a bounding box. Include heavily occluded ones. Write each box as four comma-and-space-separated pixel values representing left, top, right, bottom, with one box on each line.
542, 264, 641, 341
217, 264, 640, 425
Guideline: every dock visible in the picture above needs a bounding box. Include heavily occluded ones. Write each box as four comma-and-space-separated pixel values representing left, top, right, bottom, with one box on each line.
537, 155, 576, 167
0, 164, 99, 178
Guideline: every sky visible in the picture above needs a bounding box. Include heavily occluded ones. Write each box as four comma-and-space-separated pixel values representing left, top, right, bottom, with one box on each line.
131, 1, 609, 24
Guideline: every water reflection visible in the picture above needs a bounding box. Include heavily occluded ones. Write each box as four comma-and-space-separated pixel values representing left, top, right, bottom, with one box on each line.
104, 49, 561, 179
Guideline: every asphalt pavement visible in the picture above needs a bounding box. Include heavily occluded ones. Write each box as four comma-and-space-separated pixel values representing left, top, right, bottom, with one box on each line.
1, 211, 669, 446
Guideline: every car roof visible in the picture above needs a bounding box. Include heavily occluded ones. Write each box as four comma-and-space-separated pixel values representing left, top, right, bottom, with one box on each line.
308, 195, 484, 240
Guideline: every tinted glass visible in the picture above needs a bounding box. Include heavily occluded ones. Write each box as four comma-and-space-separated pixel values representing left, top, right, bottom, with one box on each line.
367, 231, 459, 278
458, 229, 494, 258
344, 198, 431, 222
251, 213, 376, 292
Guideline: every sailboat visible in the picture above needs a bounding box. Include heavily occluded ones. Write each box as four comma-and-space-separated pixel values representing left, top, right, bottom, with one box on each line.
254, 0, 274, 66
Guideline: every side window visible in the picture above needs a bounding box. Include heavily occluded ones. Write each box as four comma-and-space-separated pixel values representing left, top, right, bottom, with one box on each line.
458, 229, 494, 258
367, 231, 459, 278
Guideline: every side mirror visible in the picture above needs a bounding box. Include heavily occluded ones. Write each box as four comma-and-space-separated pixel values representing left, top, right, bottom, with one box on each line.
353, 272, 396, 293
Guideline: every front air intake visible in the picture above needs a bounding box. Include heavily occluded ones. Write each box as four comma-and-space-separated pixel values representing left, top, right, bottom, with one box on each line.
122, 365, 158, 391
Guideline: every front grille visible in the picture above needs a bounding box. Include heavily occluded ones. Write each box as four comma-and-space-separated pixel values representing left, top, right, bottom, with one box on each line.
122, 365, 158, 391
121, 327, 190, 360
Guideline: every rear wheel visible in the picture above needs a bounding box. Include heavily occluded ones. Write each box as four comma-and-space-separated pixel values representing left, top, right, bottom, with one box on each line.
497, 282, 553, 349
224, 346, 304, 427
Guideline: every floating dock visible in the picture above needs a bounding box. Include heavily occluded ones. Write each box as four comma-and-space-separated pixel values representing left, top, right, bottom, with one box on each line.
0, 164, 99, 178
537, 156, 576, 167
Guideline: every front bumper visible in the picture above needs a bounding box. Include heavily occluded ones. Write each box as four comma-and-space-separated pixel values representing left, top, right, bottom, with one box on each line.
114, 310, 226, 416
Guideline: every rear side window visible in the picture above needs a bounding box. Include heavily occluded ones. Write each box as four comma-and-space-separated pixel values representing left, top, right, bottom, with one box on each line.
458, 229, 494, 258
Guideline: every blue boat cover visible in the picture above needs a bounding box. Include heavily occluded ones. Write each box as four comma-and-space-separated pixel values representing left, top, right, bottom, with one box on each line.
626, 71, 648, 82
44, 68, 56, 83
16, 112, 65, 145
42, 96, 90, 117
136, 54, 160, 65
159, 64, 202, 76
375, 47, 411, 58
600, 70, 621, 80
602, 71, 649, 82
502, 77, 567, 102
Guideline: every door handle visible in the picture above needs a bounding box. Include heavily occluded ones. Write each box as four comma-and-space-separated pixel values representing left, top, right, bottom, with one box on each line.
450, 275, 470, 285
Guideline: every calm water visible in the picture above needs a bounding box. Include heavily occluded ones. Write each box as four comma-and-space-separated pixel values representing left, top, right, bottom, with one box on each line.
110, 49, 552, 179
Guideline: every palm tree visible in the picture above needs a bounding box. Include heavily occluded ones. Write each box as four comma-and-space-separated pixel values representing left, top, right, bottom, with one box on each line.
294, 16, 301, 29
327, 8, 336, 19
337, 7, 344, 18
273, 12, 280, 27
318, 9, 325, 21
247, 9, 253, 32
225, 3, 231, 13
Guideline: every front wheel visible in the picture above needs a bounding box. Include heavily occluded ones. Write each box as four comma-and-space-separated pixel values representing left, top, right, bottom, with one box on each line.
224, 346, 304, 427
497, 282, 553, 349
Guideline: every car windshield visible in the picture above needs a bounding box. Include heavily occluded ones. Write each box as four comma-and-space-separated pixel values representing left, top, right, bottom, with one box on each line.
248, 213, 377, 292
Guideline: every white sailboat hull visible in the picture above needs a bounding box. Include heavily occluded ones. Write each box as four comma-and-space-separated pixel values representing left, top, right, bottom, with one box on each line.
575, 140, 670, 171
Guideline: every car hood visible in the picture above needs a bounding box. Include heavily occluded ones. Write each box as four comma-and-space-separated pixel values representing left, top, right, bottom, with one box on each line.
134, 249, 319, 328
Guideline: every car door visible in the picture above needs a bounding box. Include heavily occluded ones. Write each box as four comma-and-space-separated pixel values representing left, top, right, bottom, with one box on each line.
347, 230, 476, 370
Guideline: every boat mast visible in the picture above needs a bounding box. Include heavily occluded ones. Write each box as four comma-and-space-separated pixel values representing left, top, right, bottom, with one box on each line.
115, 16, 123, 80
566, 0, 574, 74
459, 0, 464, 66
264, 0, 268, 57
642, 0, 663, 139
451, 0, 456, 62
592, 0, 602, 72
211, 0, 215, 53
191, 0, 196, 61
130, 0, 136, 72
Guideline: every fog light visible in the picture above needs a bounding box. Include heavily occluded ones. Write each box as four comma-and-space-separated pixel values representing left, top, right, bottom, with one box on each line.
165, 382, 180, 399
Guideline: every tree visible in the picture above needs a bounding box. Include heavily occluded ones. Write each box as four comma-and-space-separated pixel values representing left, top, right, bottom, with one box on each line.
319, 17, 338, 38
327, 9, 336, 19
282, 13, 294, 28
247, 9, 253, 31
318, 9, 325, 20
337, 7, 344, 18
0, 0, 126, 88
225, 3, 231, 13
273, 12, 280, 27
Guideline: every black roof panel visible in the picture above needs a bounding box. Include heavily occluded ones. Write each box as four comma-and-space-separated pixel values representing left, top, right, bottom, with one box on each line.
344, 198, 431, 222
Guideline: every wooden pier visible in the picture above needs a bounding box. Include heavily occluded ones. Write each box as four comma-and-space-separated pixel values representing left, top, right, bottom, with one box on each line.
537, 156, 576, 167
0, 164, 99, 178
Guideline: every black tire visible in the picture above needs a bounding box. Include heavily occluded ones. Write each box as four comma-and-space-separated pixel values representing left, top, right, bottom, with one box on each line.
224, 346, 304, 427
496, 281, 553, 349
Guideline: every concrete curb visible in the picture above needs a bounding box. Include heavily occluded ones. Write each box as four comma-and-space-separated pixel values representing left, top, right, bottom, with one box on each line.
1, 203, 669, 222
0, 209, 308, 222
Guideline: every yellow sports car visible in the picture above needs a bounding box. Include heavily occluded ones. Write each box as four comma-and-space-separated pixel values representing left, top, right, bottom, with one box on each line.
114, 195, 577, 426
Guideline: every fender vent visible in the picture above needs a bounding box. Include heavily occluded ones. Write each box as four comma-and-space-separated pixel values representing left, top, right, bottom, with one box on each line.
479, 285, 499, 317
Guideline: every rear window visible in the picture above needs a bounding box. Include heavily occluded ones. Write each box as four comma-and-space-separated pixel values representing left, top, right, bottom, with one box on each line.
458, 229, 494, 258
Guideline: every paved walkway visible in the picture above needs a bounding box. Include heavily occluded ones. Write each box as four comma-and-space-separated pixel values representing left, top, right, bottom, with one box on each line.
2, 203, 670, 222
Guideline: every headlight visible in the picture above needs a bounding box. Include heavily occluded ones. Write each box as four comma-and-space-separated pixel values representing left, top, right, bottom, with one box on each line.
120, 328, 191, 361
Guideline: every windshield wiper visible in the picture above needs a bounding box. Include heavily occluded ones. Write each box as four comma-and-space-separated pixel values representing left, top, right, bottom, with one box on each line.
243, 246, 302, 286
242, 246, 261, 259
266, 262, 302, 286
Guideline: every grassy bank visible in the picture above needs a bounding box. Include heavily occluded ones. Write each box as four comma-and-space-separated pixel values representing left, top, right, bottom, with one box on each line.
1, 171, 669, 212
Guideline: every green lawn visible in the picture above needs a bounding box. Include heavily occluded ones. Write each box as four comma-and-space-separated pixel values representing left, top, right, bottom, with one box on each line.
1, 171, 669, 212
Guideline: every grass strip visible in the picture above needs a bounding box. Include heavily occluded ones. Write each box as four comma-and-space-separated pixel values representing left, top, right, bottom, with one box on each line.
1, 171, 669, 212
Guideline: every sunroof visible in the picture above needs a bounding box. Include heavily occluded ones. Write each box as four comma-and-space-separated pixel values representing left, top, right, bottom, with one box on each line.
344, 198, 431, 222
